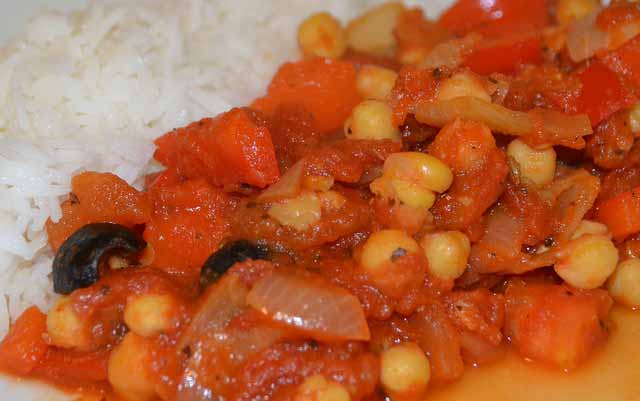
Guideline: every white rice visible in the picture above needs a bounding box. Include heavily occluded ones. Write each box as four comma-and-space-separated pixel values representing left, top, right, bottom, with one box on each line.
0, 0, 450, 336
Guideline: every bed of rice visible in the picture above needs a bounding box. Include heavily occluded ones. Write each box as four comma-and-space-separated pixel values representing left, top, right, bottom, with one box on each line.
0, 0, 448, 337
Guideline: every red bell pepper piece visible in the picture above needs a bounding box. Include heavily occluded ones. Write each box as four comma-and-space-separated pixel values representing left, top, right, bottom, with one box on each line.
465, 36, 542, 75
575, 61, 636, 126
596, 186, 640, 240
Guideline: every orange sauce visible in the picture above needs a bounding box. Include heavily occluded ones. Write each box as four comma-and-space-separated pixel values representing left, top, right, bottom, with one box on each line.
427, 306, 640, 401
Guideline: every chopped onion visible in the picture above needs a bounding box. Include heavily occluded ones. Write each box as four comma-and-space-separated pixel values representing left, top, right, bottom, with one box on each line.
567, 11, 640, 62
414, 97, 592, 149
177, 273, 248, 350
257, 159, 306, 202
247, 271, 370, 342
567, 12, 609, 62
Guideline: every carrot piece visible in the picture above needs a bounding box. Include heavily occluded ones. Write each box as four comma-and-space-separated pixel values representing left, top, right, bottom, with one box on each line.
46, 172, 152, 251
600, 35, 640, 89
252, 58, 360, 134
144, 179, 234, 277
34, 349, 109, 385
596, 186, 640, 240
154, 108, 279, 188
0, 307, 48, 375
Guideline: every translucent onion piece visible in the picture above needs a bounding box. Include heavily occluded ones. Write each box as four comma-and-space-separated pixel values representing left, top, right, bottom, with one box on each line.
247, 271, 370, 342
414, 97, 592, 149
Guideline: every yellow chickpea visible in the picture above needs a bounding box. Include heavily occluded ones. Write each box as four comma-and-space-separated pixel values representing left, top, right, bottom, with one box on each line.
555, 234, 619, 290
629, 102, 640, 134
124, 294, 179, 337
108, 333, 156, 401
420, 231, 470, 280
608, 259, 640, 308
380, 343, 431, 400
507, 139, 557, 187
571, 219, 610, 240
360, 230, 421, 274
298, 12, 347, 59
344, 100, 401, 142
436, 72, 491, 103
356, 65, 398, 101
46, 296, 92, 351
268, 191, 322, 231
556, 0, 599, 25
295, 374, 351, 401
346, 2, 406, 56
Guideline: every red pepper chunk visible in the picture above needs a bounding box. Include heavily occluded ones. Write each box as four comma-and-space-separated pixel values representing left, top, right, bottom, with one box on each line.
465, 36, 542, 75
601, 35, 640, 90
0, 307, 48, 375
596, 186, 640, 240
154, 108, 279, 188
439, 0, 549, 37
576, 61, 636, 126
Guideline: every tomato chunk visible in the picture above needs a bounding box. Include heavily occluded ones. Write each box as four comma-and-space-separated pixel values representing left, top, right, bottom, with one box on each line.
155, 108, 279, 188
596, 186, 640, 240
252, 58, 360, 134
0, 307, 48, 375
576, 61, 636, 126
144, 179, 235, 278
465, 36, 542, 75
600, 35, 640, 89
46, 172, 151, 251
428, 120, 508, 230
505, 280, 612, 369
439, 0, 549, 37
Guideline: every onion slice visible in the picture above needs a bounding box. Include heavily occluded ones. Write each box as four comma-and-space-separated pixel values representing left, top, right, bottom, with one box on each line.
414, 97, 592, 149
177, 273, 248, 350
247, 271, 370, 342
257, 159, 306, 202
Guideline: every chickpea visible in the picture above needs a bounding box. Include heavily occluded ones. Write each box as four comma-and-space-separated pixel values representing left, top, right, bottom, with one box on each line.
268, 191, 322, 231
629, 102, 640, 134
571, 219, 610, 240
556, 0, 599, 25
390, 179, 437, 209
124, 294, 179, 337
360, 230, 421, 274
108, 333, 156, 401
420, 231, 470, 280
46, 296, 92, 351
507, 139, 557, 187
344, 100, 401, 142
608, 259, 640, 308
555, 234, 619, 290
383, 152, 453, 193
436, 72, 491, 103
380, 343, 431, 400
346, 2, 405, 57
356, 65, 398, 101
295, 374, 351, 401
298, 12, 347, 59
303, 175, 334, 192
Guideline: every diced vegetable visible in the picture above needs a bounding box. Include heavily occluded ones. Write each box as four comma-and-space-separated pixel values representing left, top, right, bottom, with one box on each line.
0, 307, 48, 375
144, 179, 233, 276
439, 0, 549, 37
247, 271, 370, 342
46, 172, 152, 251
505, 280, 612, 369
596, 186, 640, 240
154, 108, 279, 188
575, 61, 636, 126
464, 36, 542, 75
252, 58, 361, 134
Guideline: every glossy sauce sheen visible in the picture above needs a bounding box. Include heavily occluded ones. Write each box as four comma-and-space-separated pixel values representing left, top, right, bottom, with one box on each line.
428, 307, 640, 401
